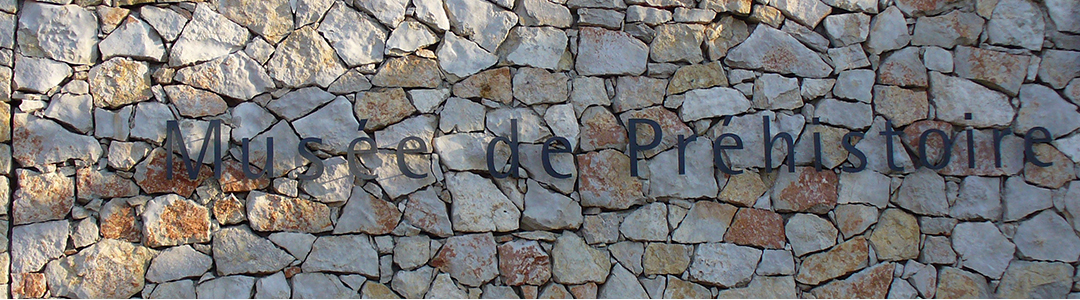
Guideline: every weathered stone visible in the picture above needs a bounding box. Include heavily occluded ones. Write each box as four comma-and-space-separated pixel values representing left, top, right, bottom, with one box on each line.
795, 237, 868, 285
597, 263, 649, 298
513, 67, 569, 105
152, 280, 197, 298
246, 191, 332, 233
937, 267, 991, 298
950, 176, 1002, 220
647, 138, 717, 198
823, 13, 870, 47
296, 155, 353, 202
581, 213, 621, 245
724, 208, 785, 249
873, 85, 927, 126
213, 226, 294, 275
291, 273, 354, 298
318, 2, 386, 67
18, 2, 99, 64
924, 46, 953, 72
429, 233, 499, 287
551, 232, 610, 284
815, 98, 873, 130
828, 45, 871, 72
139, 6, 187, 42
88, 57, 152, 108
11, 220, 68, 273
671, 201, 737, 244
385, 20, 437, 57
44, 239, 154, 298
894, 168, 949, 216
99, 16, 166, 61
1003, 177, 1053, 221
772, 167, 839, 214
716, 111, 805, 169
446, 172, 520, 232
868, 209, 919, 261
576, 27, 649, 76
849, 117, 915, 173
499, 26, 568, 70
437, 32, 498, 78
953, 46, 1030, 96
627, 5, 672, 25
521, 180, 582, 231
987, 0, 1045, 51
195, 275, 257, 298
169, 4, 249, 66
700, 0, 751, 14
996, 260, 1074, 298
642, 243, 692, 275
164, 85, 227, 118
1024, 144, 1076, 188
689, 243, 761, 287
620, 202, 668, 241
142, 194, 211, 247
453, 67, 512, 103
894, 0, 967, 16
726, 26, 832, 78
612, 76, 665, 112
771, 0, 831, 28
146, 245, 212, 283
498, 240, 551, 286
650, 23, 705, 63
810, 263, 894, 298
174, 52, 275, 100
354, 0, 408, 27
716, 275, 797, 298
13, 56, 71, 94
718, 173, 768, 207
577, 150, 645, 209
833, 204, 879, 239
372, 56, 442, 88
912, 11, 984, 48
668, 62, 727, 95
355, 88, 417, 129
267, 26, 346, 88
444, 0, 517, 52
13, 170, 73, 225
303, 235, 380, 276
267, 232, 316, 262
674, 87, 752, 121
1013, 211, 1080, 262
335, 187, 402, 235
877, 47, 927, 87
952, 221, 1014, 279
752, 73, 802, 110
362, 151, 437, 199
704, 16, 749, 60
1017, 84, 1080, 141
392, 266, 434, 298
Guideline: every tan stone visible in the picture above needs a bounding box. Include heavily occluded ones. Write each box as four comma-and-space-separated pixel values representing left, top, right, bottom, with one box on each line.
76, 167, 139, 200
1024, 144, 1076, 189
213, 194, 246, 225
44, 239, 155, 298
704, 16, 749, 60
719, 172, 768, 207
810, 263, 894, 298
613, 76, 666, 112
142, 194, 212, 247
100, 199, 142, 242
642, 243, 692, 275
452, 67, 512, 104
579, 106, 627, 152
936, 267, 991, 298
246, 191, 333, 233
13, 169, 74, 225
217, 160, 271, 193
668, 62, 728, 95
11, 273, 46, 299
901, 120, 953, 166
953, 46, 1030, 96
873, 85, 928, 126
796, 237, 869, 285
618, 106, 693, 158
664, 277, 711, 298
868, 208, 920, 261
513, 67, 570, 105
212, 0, 292, 43
938, 129, 1025, 176
577, 150, 645, 210
724, 208, 786, 249
371, 56, 443, 88
89, 57, 152, 108
355, 88, 417, 129
672, 201, 739, 243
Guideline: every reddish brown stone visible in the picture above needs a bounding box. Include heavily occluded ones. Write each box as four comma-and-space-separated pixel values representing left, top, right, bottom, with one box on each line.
430, 233, 499, 287
76, 167, 140, 200
284, 266, 302, 278
217, 160, 270, 193
142, 194, 212, 247
578, 106, 627, 152
772, 167, 839, 214
569, 283, 598, 299
522, 285, 539, 299
618, 106, 693, 158
577, 150, 645, 210
1024, 144, 1076, 189
796, 237, 869, 285
213, 194, 246, 225
134, 148, 212, 198
810, 263, 894, 298
13, 169, 74, 225
100, 199, 142, 242
11, 273, 46, 299
498, 240, 552, 286
724, 208, 786, 249
453, 67, 513, 103
901, 120, 953, 167
246, 191, 333, 233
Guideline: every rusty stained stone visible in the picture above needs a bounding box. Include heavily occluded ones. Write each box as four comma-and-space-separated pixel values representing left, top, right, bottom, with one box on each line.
577, 149, 645, 210
953, 46, 1030, 96
142, 194, 212, 247
76, 167, 140, 200
371, 55, 443, 88
134, 148, 213, 198
618, 106, 693, 158
213, 194, 246, 225
453, 67, 513, 104
771, 167, 839, 214
936, 267, 991, 298
901, 120, 953, 167
578, 106, 628, 152
246, 191, 333, 233
430, 233, 499, 287
1024, 144, 1076, 189
809, 262, 894, 298
795, 236, 869, 285
13, 169, 74, 225
498, 240, 552, 286
937, 128, 1025, 176
894, 0, 967, 16
217, 160, 270, 193
11, 273, 47, 299
569, 283, 598, 299
100, 199, 143, 242
724, 208, 786, 249
354, 87, 417, 129
642, 243, 692, 275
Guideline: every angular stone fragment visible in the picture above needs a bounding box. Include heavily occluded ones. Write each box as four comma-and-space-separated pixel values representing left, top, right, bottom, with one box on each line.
498, 240, 551, 286
668, 62, 727, 95
674, 87, 752, 121
771, 0, 831, 28
140, 6, 187, 42
952, 221, 1014, 279
726, 26, 832, 78
877, 47, 927, 87
577, 150, 645, 210
912, 11, 984, 48
169, 4, 249, 66
335, 187, 401, 235
499, 26, 568, 70
44, 239, 154, 298
444, 0, 518, 52
986, 0, 1045, 51
865, 10, 908, 52
551, 233, 610, 284
930, 73, 1015, 128
671, 201, 737, 244
716, 111, 805, 169
437, 32, 498, 78
213, 226, 294, 276
598, 263, 649, 298
1024, 144, 1076, 189
13, 56, 71, 94
868, 209, 919, 261
815, 98, 872, 130
521, 180, 582, 231
894, 168, 949, 216
724, 208, 785, 249
99, 16, 166, 61
576, 27, 649, 76
18, 2, 99, 65
823, 13, 870, 47
873, 85, 927, 126
372, 56, 442, 88
996, 260, 1074, 298
795, 237, 868, 285
704, 16, 749, 60
753, 73, 802, 110
937, 267, 991, 298
13, 170, 73, 225
142, 194, 211, 247
513, 67, 569, 105
11, 220, 68, 273
1003, 177, 1053, 221
810, 263, 894, 298
246, 191, 332, 233
894, 0, 967, 16
174, 52, 275, 100
453, 67, 512, 104
89, 57, 152, 108
267, 26, 346, 88
619, 202, 668, 241
430, 233, 499, 287
689, 243, 761, 287
303, 235, 380, 276
146, 245, 212, 283
953, 46, 1030, 96
1013, 211, 1080, 262
785, 213, 838, 256
716, 275, 798, 298
355, 88, 416, 129
772, 167, 838, 214
650, 23, 705, 63
446, 172, 520, 232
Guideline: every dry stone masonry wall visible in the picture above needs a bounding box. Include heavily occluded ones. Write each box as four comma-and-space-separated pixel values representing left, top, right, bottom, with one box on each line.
3, 0, 1080, 298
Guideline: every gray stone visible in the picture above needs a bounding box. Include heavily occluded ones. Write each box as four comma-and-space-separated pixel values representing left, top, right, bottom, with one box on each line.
877, 47, 927, 87
771, 0, 831, 28
576, 27, 649, 76
152, 280, 197, 299
953, 46, 1029, 96
425, 273, 468, 298
1013, 211, 1080, 262
551, 232, 610, 284
1046, 0, 1080, 33
228, 103, 275, 143
521, 180, 582, 230
894, 168, 949, 216
650, 23, 705, 63
44, 94, 92, 133
912, 11, 983, 48
293, 98, 361, 155
403, 188, 453, 237
1017, 84, 1080, 139
393, 266, 434, 298
929, 72, 1014, 128
242, 122, 305, 177
726, 26, 832, 78
446, 172, 520, 232
952, 221, 1014, 279
430, 233, 498, 287
394, 235, 431, 270
823, 13, 870, 47
620, 202, 668, 241
146, 245, 213, 283
303, 235, 380, 276
1003, 177, 1053, 221
268, 232, 316, 261
716, 275, 798, 298
334, 186, 402, 235
212, 226, 294, 276
292, 0, 332, 29
516, 0, 573, 27
169, 4, 248, 66
266, 87, 336, 121
950, 176, 1002, 221
752, 73, 801, 110
499, 26, 568, 70
833, 69, 874, 102
815, 98, 873, 130
827, 45, 871, 72
837, 170, 891, 208
597, 264, 649, 298
674, 87, 752, 121
786, 214, 838, 256
255, 272, 290, 298
291, 273, 354, 298
714, 110, 805, 169
689, 243, 761, 287
757, 250, 796, 276
923, 46, 953, 73
1038, 50, 1080, 89
987, 0, 1045, 51
385, 21, 437, 56
319, 3, 387, 67
627, 5, 672, 25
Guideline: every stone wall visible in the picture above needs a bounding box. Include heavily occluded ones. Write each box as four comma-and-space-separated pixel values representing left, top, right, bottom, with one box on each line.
5, 0, 1080, 298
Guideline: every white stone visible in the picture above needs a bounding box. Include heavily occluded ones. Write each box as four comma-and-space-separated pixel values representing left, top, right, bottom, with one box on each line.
146, 245, 212, 283
446, 172, 520, 232
444, 0, 518, 52
99, 16, 166, 62
11, 220, 68, 273
499, 26, 568, 70
174, 52, 275, 100
18, 2, 99, 64
815, 98, 873, 130
675, 87, 752, 121
354, 0, 408, 28
303, 235, 380, 276
13, 55, 71, 94
319, 3, 387, 66
437, 32, 498, 78
292, 97, 361, 155
689, 243, 761, 288
575, 27, 649, 76
385, 20, 438, 56
139, 6, 188, 42
169, 4, 249, 66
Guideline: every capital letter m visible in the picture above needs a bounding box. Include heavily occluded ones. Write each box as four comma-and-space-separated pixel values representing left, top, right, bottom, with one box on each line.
165, 120, 223, 180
